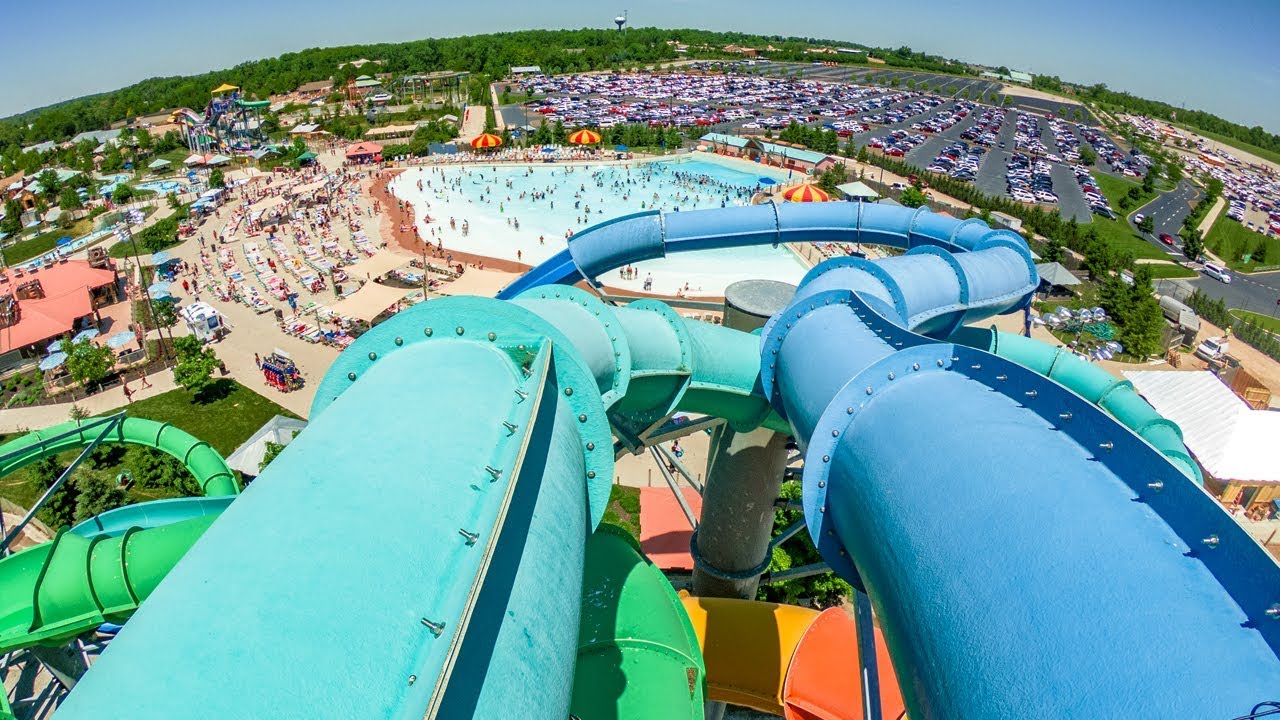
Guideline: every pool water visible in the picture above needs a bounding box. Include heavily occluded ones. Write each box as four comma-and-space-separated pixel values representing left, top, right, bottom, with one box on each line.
137, 180, 187, 194
389, 155, 807, 296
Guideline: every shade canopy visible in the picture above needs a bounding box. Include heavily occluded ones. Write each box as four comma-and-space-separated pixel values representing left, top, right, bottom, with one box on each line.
470, 133, 503, 150
296, 151, 317, 162
47, 339, 63, 353
148, 282, 173, 299
211, 83, 239, 94
781, 184, 830, 203
758, 177, 777, 186
614, 145, 629, 152
38, 352, 68, 371
71, 328, 100, 343
225, 415, 310, 476
56, 236, 74, 247
106, 331, 136, 349
151, 250, 175, 266
568, 129, 602, 145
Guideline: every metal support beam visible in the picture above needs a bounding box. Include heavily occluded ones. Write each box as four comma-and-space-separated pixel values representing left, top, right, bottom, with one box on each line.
767, 518, 807, 552
854, 589, 884, 720
762, 561, 831, 585
1, 413, 125, 554
649, 447, 698, 530
653, 443, 704, 495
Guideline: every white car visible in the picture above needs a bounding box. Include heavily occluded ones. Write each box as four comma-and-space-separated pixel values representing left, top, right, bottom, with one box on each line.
1134, 214, 1145, 224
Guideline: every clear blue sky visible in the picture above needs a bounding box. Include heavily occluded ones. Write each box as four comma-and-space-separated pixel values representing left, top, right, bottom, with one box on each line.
1, 0, 1276, 131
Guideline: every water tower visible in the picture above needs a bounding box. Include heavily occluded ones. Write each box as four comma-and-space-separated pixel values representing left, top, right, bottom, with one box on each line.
614, 10, 627, 31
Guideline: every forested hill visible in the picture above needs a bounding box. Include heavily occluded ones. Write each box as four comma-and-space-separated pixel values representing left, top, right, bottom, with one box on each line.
0, 28, 956, 152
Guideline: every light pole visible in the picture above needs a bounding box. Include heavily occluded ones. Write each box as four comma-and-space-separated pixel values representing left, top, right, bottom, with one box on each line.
114, 210, 172, 365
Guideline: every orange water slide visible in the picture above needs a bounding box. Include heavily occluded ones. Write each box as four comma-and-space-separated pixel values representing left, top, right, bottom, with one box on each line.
679, 596, 905, 720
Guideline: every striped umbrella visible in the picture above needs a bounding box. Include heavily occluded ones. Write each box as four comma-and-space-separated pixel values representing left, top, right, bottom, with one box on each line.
568, 129, 602, 145
781, 184, 830, 203
470, 133, 503, 150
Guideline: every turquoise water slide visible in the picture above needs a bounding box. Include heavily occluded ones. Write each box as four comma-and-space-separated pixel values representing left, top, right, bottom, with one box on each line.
3, 202, 1276, 718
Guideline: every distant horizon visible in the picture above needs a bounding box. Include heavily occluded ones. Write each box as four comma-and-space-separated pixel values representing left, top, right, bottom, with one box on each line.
0, 1, 1275, 133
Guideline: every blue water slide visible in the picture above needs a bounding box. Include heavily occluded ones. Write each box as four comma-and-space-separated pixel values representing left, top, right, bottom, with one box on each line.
763, 257, 1280, 716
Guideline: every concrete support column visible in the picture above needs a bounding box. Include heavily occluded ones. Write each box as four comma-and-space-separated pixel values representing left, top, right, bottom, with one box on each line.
692, 280, 795, 719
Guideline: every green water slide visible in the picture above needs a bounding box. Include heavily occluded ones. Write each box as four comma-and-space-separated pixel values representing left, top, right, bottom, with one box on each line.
0, 419, 239, 497
950, 326, 1202, 482
0, 516, 215, 653
572, 524, 706, 719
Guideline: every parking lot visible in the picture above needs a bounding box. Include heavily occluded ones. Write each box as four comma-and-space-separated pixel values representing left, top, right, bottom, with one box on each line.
508, 66, 1138, 222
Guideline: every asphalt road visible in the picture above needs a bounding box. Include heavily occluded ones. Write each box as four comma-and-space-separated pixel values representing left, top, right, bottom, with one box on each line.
1129, 181, 1202, 257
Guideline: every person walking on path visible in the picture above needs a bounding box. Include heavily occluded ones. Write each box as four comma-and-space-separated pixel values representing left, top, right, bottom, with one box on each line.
122, 382, 133, 404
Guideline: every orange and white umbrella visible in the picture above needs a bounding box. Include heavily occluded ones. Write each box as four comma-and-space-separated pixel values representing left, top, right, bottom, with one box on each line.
568, 129, 602, 145
470, 133, 503, 150
781, 184, 830, 203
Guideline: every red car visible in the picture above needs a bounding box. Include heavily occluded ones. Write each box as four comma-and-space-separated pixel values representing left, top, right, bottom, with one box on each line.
1159, 233, 1176, 246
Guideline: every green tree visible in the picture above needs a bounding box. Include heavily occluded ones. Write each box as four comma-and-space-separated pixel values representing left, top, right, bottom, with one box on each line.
172, 335, 220, 399
1165, 162, 1182, 183
64, 338, 115, 392
899, 186, 928, 208
1142, 167, 1156, 194
208, 169, 225, 189
1081, 230, 1115, 280
1, 197, 23, 236
112, 183, 135, 204
816, 163, 848, 194
1040, 234, 1066, 264
758, 481, 852, 608
1079, 144, 1097, 166
1111, 267, 1164, 359
73, 469, 127, 523
36, 169, 62, 202
58, 186, 83, 212
29, 457, 78, 529
1137, 215, 1154, 235
1181, 228, 1205, 262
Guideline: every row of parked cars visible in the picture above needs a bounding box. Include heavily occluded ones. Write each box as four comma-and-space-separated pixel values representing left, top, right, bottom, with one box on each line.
961, 107, 1007, 147
910, 101, 975, 134
1047, 118, 1083, 165
862, 97, 943, 126
1073, 166, 1118, 219
1007, 153, 1058, 204
1078, 126, 1149, 178
868, 130, 928, 157
927, 140, 986, 181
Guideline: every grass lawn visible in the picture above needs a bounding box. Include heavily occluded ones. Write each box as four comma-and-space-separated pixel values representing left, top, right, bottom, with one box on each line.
1143, 263, 1197, 279
0, 381, 298, 523
1088, 174, 1166, 260
1231, 309, 1280, 334
1204, 214, 1280, 272
1, 217, 93, 265
110, 379, 301, 456
601, 484, 641, 541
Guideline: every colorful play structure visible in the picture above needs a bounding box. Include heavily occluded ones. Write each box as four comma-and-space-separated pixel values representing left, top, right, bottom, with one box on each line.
2, 201, 1279, 719
174, 83, 268, 156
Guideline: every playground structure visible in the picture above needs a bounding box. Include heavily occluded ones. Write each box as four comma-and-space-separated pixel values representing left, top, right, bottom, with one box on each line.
2, 201, 1280, 719
174, 84, 268, 156
392, 70, 471, 107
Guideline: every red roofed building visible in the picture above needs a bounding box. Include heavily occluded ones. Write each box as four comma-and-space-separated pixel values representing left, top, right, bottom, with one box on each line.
344, 141, 383, 163
0, 258, 120, 359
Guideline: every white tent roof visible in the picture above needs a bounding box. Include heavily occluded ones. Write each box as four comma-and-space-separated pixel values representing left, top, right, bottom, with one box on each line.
225, 415, 308, 475
1124, 370, 1280, 483
345, 250, 410, 281
328, 281, 412, 322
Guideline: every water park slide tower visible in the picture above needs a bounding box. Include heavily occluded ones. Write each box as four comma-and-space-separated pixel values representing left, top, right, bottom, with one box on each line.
2, 202, 1279, 719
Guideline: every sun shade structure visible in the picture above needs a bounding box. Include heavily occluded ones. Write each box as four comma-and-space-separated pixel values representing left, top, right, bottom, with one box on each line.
470, 133, 503, 150
781, 184, 830, 202
568, 129, 602, 145
211, 83, 239, 94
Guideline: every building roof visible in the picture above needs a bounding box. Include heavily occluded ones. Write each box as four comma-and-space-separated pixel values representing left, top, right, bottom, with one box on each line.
1124, 370, 1280, 484
344, 141, 383, 157
836, 181, 880, 199
0, 260, 115, 352
21, 141, 56, 155
70, 128, 123, 145
225, 415, 309, 475
759, 141, 829, 165
700, 132, 753, 149
0, 171, 24, 193
295, 80, 334, 94
290, 123, 321, 134
510, 65, 542, 74
353, 79, 383, 89
1035, 261, 1081, 287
